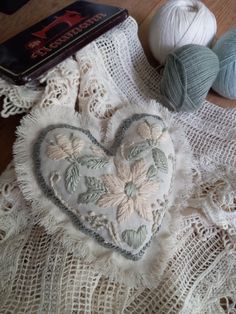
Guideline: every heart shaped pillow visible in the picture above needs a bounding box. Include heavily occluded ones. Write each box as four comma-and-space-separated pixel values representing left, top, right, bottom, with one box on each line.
14, 102, 193, 286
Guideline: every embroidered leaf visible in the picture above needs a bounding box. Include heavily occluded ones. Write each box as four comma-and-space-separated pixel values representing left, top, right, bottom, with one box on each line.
65, 163, 80, 193
147, 165, 159, 181
85, 177, 106, 193
78, 177, 106, 204
78, 191, 102, 204
126, 142, 151, 161
152, 148, 168, 173
122, 225, 147, 249
79, 155, 109, 169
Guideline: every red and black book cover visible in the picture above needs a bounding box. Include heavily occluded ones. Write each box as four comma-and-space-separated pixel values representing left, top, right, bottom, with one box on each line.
0, 1, 128, 85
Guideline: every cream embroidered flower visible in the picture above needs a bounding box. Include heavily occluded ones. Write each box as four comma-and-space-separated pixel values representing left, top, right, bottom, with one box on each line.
137, 120, 168, 142
47, 134, 84, 160
98, 160, 159, 223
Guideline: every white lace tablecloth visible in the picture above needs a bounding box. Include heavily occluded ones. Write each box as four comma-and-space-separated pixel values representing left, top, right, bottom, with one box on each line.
0, 17, 236, 313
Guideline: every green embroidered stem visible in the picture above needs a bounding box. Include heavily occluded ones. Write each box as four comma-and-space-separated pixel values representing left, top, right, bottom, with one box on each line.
125, 139, 160, 162
78, 155, 109, 169
83, 212, 121, 245
152, 210, 161, 234
126, 141, 151, 161
50, 172, 82, 218
148, 139, 159, 148
108, 222, 121, 246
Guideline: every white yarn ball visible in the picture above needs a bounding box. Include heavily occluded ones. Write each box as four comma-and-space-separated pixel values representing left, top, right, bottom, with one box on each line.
149, 0, 217, 64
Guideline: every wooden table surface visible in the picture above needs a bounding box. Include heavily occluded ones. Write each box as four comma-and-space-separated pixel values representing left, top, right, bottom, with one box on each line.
0, 0, 236, 174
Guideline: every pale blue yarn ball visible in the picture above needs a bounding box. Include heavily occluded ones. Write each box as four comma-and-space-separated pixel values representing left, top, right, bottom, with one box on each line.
212, 28, 236, 99
160, 44, 219, 112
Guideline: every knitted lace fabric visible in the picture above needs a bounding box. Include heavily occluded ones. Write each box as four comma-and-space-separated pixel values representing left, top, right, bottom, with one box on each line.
0, 17, 236, 313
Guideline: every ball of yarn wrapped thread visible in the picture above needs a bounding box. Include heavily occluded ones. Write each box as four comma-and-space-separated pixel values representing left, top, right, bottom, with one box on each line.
212, 28, 236, 99
160, 44, 219, 112
149, 0, 217, 64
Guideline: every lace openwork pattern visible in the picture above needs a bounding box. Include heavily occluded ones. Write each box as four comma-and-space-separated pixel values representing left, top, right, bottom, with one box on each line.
0, 17, 236, 313
0, 167, 235, 313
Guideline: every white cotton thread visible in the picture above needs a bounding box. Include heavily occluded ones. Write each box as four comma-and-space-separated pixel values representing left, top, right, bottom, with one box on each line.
148, 0, 217, 64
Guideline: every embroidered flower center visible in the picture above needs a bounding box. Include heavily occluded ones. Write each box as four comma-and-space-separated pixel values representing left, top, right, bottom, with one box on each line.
124, 181, 138, 198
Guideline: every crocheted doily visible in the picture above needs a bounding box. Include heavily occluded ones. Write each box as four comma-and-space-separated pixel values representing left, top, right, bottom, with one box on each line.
0, 17, 236, 313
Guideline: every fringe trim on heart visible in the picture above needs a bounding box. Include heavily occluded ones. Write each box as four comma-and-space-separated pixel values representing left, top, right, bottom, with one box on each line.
13, 103, 194, 288
34, 198, 182, 288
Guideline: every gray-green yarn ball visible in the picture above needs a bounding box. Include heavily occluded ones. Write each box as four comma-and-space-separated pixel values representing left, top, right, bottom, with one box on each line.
160, 44, 219, 112
212, 28, 236, 99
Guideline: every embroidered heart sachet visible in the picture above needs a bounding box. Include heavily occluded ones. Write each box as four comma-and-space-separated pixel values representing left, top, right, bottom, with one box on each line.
14, 104, 177, 261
